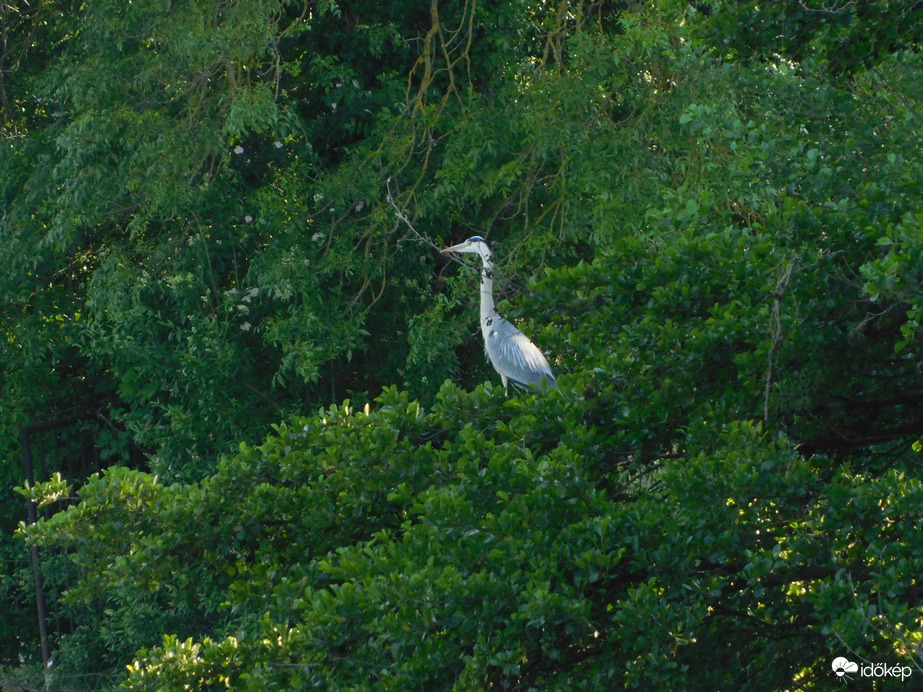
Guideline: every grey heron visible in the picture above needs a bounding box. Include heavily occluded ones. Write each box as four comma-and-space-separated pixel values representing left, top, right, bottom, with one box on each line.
442, 236, 557, 392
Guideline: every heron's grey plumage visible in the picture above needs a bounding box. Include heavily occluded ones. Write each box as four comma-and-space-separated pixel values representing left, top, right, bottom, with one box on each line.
442, 236, 556, 392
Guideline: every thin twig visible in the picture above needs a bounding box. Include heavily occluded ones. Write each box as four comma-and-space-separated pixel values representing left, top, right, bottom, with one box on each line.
797, 0, 857, 14
385, 178, 471, 271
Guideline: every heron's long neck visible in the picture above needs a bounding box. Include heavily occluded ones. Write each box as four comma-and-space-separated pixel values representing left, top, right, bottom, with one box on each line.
479, 255, 498, 327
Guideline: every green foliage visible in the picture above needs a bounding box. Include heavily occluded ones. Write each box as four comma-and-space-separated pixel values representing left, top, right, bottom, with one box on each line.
702, 0, 923, 76
21, 389, 923, 689
4, 0, 923, 688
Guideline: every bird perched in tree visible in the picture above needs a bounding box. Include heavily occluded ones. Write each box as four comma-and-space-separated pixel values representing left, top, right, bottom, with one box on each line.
442, 236, 557, 392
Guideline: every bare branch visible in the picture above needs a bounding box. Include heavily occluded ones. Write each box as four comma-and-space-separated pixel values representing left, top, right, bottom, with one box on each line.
764, 255, 798, 422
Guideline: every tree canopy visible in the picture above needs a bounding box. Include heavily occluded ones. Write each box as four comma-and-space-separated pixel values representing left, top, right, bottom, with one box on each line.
3, 0, 923, 689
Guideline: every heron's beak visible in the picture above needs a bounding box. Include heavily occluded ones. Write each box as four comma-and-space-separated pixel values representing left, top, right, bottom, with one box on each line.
441, 242, 468, 254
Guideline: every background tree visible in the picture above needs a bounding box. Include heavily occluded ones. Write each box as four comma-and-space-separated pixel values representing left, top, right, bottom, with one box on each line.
4, 0, 923, 688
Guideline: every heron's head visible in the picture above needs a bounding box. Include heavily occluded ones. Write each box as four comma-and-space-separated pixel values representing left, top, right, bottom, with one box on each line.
442, 236, 492, 261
